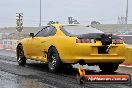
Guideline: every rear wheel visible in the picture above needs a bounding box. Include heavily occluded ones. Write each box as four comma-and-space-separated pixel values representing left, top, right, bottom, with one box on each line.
17, 45, 26, 66
47, 47, 62, 73
99, 63, 119, 73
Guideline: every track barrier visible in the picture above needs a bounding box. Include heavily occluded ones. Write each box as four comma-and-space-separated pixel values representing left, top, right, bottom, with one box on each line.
123, 45, 132, 66
1, 39, 19, 50
0, 44, 3, 49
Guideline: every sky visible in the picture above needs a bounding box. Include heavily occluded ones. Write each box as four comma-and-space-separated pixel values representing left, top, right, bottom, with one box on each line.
0, 0, 132, 27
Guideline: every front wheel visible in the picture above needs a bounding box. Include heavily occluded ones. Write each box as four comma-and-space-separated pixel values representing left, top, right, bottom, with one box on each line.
47, 47, 62, 73
99, 63, 119, 73
17, 45, 26, 66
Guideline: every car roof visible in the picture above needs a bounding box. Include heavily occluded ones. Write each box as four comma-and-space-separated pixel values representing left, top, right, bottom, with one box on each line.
50, 24, 86, 27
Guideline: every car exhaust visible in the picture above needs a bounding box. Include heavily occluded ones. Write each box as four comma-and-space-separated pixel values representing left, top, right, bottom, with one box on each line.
77, 60, 85, 65
106, 44, 112, 53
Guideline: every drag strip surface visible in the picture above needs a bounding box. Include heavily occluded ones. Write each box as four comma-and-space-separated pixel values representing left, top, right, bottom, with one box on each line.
0, 49, 16, 57
0, 50, 131, 88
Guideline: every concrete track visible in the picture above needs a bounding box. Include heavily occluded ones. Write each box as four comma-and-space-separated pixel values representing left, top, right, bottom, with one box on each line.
0, 50, 131, 88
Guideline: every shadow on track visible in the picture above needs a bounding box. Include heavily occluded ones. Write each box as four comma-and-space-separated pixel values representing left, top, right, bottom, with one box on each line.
25, 62, 118, 76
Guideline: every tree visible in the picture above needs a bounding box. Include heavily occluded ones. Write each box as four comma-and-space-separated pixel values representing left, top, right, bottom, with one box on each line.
91, 21, 100, 25
47, 21, 59, 25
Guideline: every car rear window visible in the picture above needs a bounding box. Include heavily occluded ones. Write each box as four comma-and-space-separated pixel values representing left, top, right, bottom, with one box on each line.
61, 25, 104, 36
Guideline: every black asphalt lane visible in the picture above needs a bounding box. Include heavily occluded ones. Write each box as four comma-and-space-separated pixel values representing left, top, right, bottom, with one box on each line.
0, 50, 131, 88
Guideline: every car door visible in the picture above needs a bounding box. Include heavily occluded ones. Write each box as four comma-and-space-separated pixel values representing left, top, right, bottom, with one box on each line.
30, 27, 47, 58
23, 38, 34, 57
30, 26, 56, 60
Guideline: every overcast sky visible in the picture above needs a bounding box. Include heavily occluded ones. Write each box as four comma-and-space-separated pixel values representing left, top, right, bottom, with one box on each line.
0, 0, 132, 27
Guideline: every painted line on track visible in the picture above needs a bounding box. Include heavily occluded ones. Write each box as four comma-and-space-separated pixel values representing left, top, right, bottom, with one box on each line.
0, 48, 16, 52
120, 64, 132, 68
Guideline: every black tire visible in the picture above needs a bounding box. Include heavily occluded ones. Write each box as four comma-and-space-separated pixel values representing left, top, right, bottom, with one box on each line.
99, 63, 119, 73
47, 47, 62, 73
17, 45, 26, 66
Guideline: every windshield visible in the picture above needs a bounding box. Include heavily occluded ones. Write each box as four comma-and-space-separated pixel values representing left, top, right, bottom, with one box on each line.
61, 25, 104, 36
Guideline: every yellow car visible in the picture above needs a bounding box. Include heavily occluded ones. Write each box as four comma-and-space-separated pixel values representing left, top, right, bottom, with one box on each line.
16, 24, 125, 73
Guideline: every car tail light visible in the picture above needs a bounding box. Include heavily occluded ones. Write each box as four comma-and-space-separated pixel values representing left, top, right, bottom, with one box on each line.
112, 39, 123, 44
76, 39, 95, 43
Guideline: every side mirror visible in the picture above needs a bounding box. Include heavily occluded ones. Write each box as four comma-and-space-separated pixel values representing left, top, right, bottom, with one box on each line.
30, 33, 34, 38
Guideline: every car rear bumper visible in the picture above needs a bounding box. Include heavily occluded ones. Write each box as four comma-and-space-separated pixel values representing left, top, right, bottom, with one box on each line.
61, 55, 125, 64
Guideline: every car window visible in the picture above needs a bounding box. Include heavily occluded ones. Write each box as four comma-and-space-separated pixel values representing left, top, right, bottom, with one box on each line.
35, 26, 56, 37
61, 25, 104, 36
